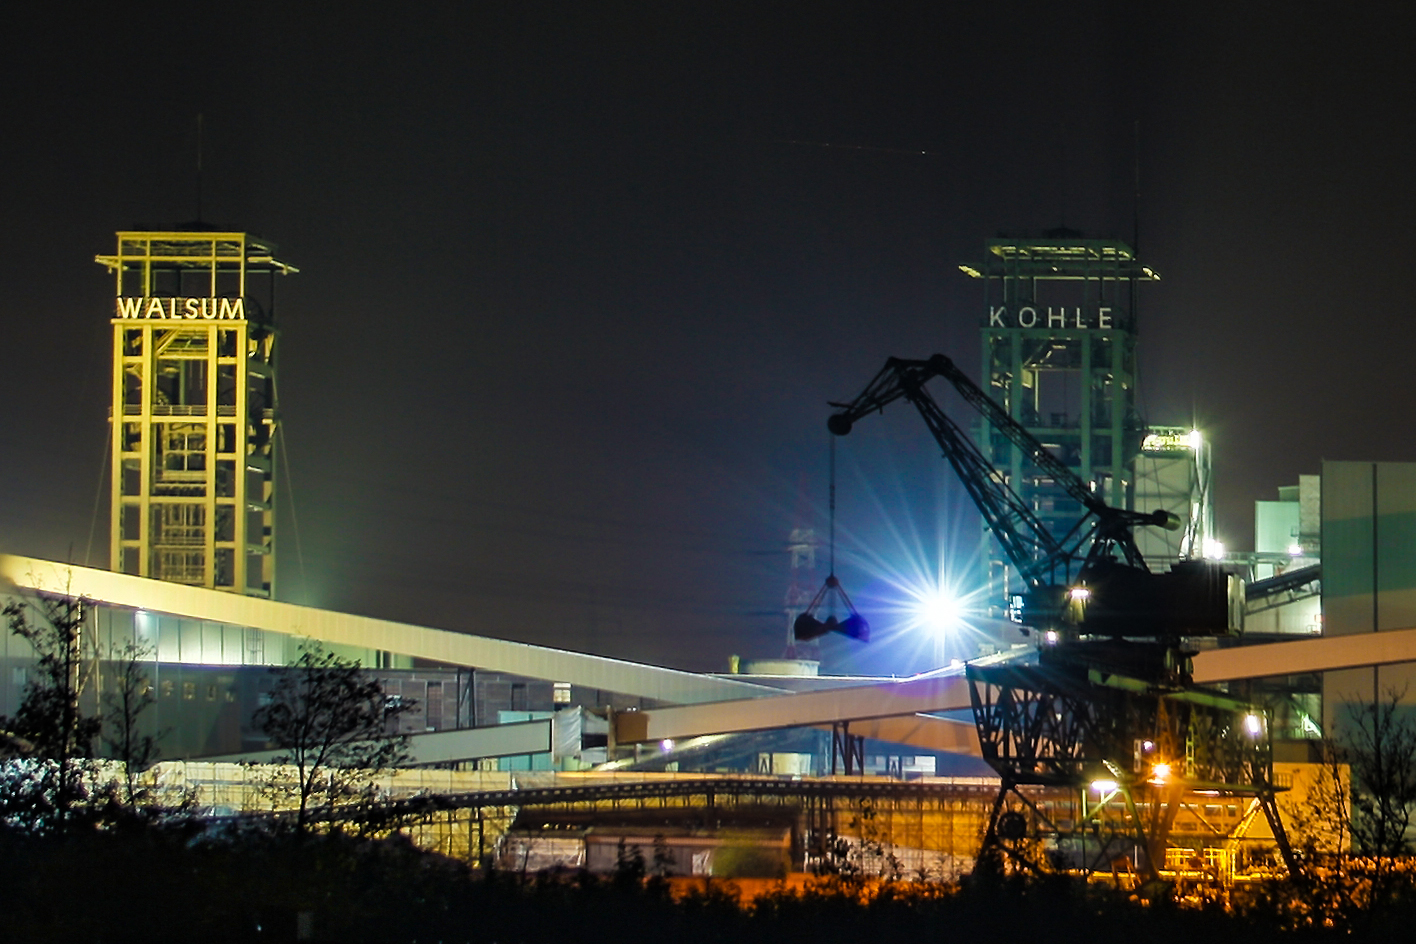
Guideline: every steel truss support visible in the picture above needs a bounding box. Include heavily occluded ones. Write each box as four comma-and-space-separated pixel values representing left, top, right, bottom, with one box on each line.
830, 721, 865, 775
967, 661, 1298, 884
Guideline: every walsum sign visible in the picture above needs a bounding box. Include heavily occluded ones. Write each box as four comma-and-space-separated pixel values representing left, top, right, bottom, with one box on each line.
114, 297, 246, 320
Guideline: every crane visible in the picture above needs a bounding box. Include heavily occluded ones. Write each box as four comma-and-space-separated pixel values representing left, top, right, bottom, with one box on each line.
824, 354, 1295, 884
826, 354, 1241, 679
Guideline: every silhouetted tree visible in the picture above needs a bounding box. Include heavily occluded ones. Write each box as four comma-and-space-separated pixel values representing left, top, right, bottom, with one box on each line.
101, 640, 163, 804
1282, 738, 1350, 861
253, 643, 413, 831
814, 797, 901, 881
1338, 687, 1416, 862
613, 837, 647, 890
0, 592, 100, 832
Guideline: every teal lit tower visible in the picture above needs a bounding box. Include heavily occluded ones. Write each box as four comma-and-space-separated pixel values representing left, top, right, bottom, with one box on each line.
962, 233, 1157, 611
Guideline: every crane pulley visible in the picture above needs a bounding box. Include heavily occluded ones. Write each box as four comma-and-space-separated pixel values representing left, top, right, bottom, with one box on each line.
792, 575, 869, 642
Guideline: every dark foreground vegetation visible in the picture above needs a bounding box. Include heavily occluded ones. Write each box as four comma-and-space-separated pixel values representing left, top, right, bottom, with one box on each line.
6, 823, 1416, 944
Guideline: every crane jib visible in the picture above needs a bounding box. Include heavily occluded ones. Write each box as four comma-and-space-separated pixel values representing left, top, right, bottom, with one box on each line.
826, 354, 1239, 645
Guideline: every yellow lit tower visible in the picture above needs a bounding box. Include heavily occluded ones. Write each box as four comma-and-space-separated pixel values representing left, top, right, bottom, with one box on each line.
97, 229, 296, 596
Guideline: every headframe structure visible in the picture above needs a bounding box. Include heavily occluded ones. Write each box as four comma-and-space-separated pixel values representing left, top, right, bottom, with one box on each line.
97, 229, 296, 597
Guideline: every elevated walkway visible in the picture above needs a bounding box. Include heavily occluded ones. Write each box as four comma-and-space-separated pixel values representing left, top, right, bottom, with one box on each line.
201, 719, 555, 767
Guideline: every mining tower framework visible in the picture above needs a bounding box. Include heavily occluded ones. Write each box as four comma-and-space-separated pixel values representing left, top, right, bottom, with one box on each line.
97, 230, 296, 596
963, 235, 1157, 613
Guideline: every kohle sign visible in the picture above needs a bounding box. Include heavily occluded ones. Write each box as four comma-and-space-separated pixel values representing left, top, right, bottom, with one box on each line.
985, 306, 1121, 330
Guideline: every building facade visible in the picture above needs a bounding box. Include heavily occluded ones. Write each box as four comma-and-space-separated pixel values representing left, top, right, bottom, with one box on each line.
1320, 461, 1416, 731
1134, 426, 1214, 567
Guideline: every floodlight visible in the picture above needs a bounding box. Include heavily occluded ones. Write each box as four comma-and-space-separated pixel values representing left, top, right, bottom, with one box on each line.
915, 591, 961, 634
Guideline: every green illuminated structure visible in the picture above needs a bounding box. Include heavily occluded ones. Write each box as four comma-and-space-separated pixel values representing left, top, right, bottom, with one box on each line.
963, 234, 1157, 611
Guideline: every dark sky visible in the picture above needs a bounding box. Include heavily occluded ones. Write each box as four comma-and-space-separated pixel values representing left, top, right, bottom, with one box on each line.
2, 2, 1413, 675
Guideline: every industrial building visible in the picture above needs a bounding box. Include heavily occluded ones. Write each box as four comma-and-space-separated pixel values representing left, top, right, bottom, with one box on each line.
1317, 462, 1416, 731
3, 226, 1415, 881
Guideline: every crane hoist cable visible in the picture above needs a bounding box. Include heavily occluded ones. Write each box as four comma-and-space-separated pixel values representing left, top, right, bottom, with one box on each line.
793, 435, 870, 642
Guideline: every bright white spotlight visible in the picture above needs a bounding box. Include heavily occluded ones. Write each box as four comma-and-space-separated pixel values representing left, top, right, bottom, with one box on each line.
914, 591, 961, 634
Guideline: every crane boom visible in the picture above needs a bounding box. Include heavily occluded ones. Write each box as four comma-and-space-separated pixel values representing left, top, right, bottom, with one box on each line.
826, 354, 1239, 646
827, 356, 1071, 587
825, 354, 1282, 880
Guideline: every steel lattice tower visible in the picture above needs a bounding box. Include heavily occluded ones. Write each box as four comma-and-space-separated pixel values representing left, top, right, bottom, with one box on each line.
962, 234, 1156, 614
98, 230, 296, 596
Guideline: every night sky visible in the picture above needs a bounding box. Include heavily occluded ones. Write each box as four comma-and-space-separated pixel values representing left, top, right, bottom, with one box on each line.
2, 3, 1413, 675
